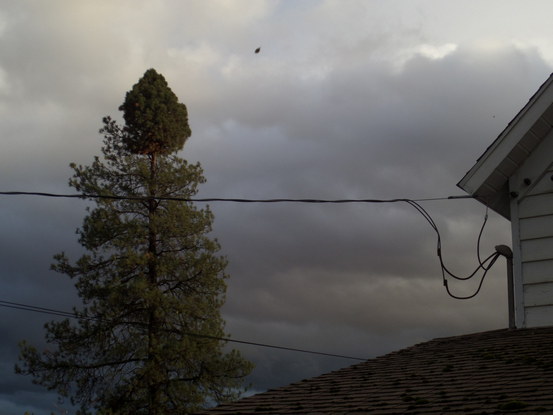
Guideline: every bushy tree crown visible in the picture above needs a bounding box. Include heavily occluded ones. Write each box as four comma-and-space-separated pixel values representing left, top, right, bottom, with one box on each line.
119, 68, 191, 155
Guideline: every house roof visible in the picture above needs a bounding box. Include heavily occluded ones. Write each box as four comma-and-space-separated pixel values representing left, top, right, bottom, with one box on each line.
458, 73, 553, 219
202, 327, 553, 414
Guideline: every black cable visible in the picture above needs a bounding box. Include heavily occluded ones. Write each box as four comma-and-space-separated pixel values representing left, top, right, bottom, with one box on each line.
0, 191, 499, 299
442, 252, 501, 300
477, 207, 489, 267
403, 200, 501, 299
0, 300, 367, 361
0, 300, 76, 319
0, 191, 473, 204
182, 332, 366, 360
441, 251, 498, 281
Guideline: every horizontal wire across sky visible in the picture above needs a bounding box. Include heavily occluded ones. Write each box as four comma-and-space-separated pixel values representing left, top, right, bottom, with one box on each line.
0, 190, 492, 361
0, 190, 474, 203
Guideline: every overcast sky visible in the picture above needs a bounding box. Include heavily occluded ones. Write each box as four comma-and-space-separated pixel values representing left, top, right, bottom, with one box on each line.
2, 1, 553, 413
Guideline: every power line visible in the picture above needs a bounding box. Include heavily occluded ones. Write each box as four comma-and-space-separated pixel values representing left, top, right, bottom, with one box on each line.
0, 300, 76, 319
0, 191, 473, 203
0, 300, 367, 361
0, 193, 502, 363
404, 199, 501, 299
0, 190, 500, 298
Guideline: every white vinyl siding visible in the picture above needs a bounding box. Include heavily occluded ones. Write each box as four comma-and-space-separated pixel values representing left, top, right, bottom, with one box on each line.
525, 305, 553, 327
517, 168, 553, 325
522, 260, 553, 284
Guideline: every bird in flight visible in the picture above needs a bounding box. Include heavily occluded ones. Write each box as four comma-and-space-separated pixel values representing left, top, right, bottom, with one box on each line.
255, 47, 261, 54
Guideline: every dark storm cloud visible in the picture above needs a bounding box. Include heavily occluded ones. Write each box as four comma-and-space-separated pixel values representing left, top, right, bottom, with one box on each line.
1, 1, 553, 413
197, 45, 548, 285
198, 45, 547, 389
197, 45, 550, 195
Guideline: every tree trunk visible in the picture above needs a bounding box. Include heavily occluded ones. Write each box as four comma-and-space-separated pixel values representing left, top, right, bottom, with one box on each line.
147, 152, 160, 415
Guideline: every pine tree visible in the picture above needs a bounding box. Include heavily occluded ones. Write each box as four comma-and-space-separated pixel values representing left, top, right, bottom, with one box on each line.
16, 69, 252, 414
119, 69, 191, 155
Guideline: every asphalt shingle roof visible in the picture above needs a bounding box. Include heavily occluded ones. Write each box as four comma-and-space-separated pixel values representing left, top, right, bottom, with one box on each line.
202, 327, 553, 414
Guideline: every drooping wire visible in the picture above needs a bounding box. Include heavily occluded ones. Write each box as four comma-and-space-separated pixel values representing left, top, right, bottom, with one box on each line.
477, 206, 489, 267
442, 252, 500, 300
403, 200, 500, 300
0, 300, 366, 361
443, 205, 502, 299
0, 191, 499, 299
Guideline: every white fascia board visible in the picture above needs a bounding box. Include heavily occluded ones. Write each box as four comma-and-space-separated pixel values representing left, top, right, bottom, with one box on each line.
458, 74, 553, 196
509, 194, 525, 328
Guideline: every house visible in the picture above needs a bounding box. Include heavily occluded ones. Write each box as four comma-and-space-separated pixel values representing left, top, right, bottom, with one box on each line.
458, 72, 553, 329
201, 73, 553, 414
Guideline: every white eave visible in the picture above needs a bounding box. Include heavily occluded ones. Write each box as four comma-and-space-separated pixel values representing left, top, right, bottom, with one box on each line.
458, 73, 553, 220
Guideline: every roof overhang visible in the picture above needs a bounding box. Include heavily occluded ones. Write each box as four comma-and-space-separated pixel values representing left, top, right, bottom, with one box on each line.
458, 73, 553, 220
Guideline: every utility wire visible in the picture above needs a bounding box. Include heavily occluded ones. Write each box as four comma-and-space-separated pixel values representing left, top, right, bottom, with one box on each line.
0, 191, 473, 203
0, 300, 367, 361
0, 300, 76, 319
404, 199, 500, 299
477, 207, 489, 267
0, 190, 500, 298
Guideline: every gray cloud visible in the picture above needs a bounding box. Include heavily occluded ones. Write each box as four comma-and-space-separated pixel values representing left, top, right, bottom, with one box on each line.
1, 1, 552, 413
195, 44, 542, 390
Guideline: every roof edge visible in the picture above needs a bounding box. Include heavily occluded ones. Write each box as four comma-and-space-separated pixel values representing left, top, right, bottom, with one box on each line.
458, 73, 553, 204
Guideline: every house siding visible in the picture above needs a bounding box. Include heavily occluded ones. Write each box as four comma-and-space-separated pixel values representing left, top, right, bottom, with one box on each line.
459, 74, 553, 329
516, 166, 553, 326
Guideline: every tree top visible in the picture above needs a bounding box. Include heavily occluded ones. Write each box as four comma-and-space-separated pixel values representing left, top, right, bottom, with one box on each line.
119, 68, 191, 155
